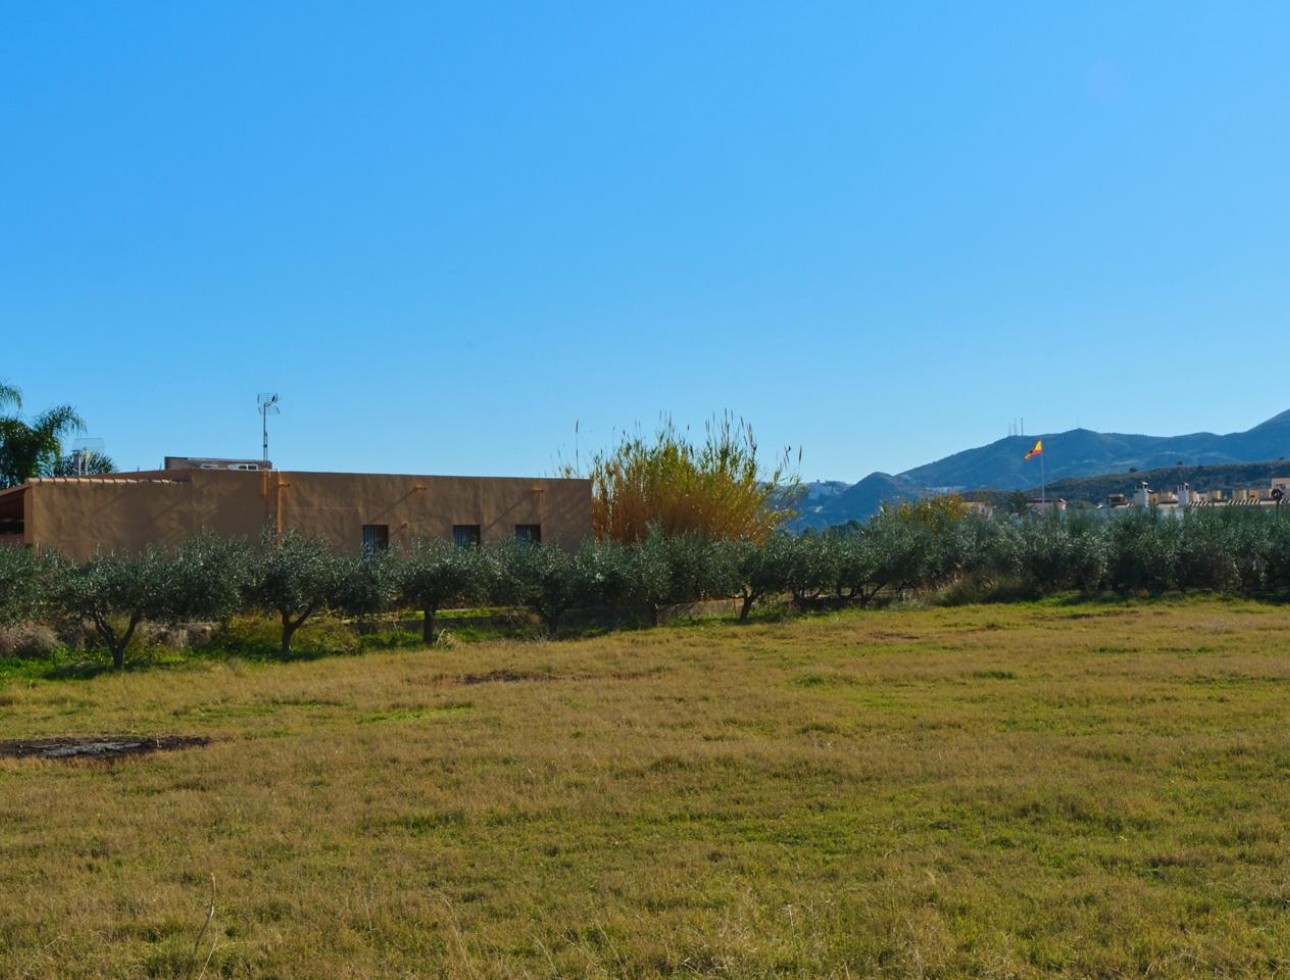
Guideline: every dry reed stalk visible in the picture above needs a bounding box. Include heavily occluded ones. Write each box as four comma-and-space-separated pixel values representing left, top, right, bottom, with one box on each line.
186, 873, 216, 980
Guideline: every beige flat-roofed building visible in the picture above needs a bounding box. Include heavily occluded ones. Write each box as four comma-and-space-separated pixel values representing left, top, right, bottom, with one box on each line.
0, 465, 591, 561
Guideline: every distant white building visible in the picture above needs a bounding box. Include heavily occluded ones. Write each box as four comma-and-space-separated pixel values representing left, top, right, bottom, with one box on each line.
1106, 479, 1285, 518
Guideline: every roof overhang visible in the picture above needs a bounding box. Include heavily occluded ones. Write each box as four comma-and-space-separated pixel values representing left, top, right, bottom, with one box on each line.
0, 484, 26, 528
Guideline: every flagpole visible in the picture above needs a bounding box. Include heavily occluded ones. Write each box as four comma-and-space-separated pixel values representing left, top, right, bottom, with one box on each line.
1040, 446, 1046, 506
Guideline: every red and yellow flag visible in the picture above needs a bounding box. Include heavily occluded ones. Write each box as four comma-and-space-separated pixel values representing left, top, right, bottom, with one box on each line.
1024, 439, 1043, 461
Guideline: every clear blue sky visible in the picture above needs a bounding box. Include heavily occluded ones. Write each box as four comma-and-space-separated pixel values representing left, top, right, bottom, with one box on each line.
4, 3, 1288, 482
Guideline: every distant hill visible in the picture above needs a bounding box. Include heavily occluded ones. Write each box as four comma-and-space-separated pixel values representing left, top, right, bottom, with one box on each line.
900, 413, 1290, 490
789, 473, 921, 531
787, 410, 1290, 530
1026, 460, 1290, 507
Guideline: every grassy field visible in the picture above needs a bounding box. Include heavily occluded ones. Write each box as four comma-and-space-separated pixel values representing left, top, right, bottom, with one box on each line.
1, 598, 1288, 978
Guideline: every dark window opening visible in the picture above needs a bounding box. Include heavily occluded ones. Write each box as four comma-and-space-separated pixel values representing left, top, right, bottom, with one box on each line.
361, 524, 390, 557
452, 524, 481, 548
515, 524, 542, 545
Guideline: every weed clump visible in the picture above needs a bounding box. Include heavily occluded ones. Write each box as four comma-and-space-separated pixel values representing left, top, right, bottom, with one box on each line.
0, 622, 60, 658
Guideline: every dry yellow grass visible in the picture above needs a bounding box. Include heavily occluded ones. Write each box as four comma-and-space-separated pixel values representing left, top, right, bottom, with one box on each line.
1, 598, 1288, 977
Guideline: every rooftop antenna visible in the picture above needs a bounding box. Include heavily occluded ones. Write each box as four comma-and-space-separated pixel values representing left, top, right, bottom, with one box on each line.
70, 437, 105, 476
257, 393, 280, 464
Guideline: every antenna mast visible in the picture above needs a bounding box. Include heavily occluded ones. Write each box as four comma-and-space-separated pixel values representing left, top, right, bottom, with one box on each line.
257, 393, 280, 465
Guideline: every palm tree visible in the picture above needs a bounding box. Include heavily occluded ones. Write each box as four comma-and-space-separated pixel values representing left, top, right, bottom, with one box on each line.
48, 449, 117, 477
0, 380, 87, 489
0, 381, 20, 411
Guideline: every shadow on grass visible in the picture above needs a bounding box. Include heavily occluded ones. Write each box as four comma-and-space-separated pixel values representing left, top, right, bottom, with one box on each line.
5, 648, 194, 682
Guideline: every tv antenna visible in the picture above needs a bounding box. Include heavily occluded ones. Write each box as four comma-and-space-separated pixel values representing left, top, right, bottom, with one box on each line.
257, 393, 280, 464
70, 437, 106, 476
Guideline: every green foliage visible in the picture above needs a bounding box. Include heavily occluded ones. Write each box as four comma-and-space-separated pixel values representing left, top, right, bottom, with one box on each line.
51, 548, 175, 669
16, 498, 1290, 672
719, 533, 793, 621
245, 529, 345, 656
168, 533, 252, 622
1264, 518, 1290, 595
617, 531, 734, 625
0, 379, 116, 486
40, 536, 248, 670
0, 546, 47, 624
492, 538, 612, 637
0, 402, 86, 488
893, 494, 968, 531
393, 538, 488, 643
47, 449, 117, 477
949, 514, 1021, 592
866, 510, 944, 594
1106, 510, 1175, 596
332, 551, 397, 621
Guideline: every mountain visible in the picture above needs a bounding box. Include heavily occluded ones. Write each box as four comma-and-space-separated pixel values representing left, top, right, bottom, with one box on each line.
788, 410, 1290, 530
1031, 459, 1290, 507
900, 414, 1290, 489
789, 473, 921, 532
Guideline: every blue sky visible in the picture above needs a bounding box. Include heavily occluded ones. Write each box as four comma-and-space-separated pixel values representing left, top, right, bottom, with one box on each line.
3, 3, 1288, 482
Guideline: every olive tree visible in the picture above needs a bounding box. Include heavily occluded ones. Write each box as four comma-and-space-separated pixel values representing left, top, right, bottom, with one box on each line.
246, 530, 345, 656
53, 549, 174, 669
168, 533, 252, 622
394, 538, 487, 644
1263, 518, 1290, 595
492, 538, 612, 638
1106, 510, 1175, 596
617, 531, 729, 626
824, 528, 895, 606
0, 546, 46, 624
333, 550, 397, 622
718, 532, 794, 622
52, 535, 249, 669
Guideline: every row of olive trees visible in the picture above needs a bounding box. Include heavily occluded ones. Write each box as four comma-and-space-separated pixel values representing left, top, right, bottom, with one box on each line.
6, 506, 1290, 668
788, 505, 1290, 604
0, 531, 759, 667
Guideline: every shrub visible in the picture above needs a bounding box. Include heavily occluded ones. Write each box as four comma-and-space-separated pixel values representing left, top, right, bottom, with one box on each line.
586, 413, 797, 543
0, 622, 60, 659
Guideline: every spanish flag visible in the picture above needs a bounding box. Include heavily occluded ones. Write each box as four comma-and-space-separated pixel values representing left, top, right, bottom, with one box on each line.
1024, 439, 1043, 461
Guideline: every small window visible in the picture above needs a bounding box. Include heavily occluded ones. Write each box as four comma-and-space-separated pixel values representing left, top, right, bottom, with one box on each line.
361, 524, 389, 557
452, 524, 481, 548
515, 524, 542, 545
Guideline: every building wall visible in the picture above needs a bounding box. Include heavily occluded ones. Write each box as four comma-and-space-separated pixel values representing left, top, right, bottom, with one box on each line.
270, 471, 589, 552
22, 469, 591, 560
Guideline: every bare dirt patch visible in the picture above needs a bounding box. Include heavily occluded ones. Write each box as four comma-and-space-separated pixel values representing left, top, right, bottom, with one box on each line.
0, 735, 210, 760
454, 668, 663, 686
459, 669, 554, 685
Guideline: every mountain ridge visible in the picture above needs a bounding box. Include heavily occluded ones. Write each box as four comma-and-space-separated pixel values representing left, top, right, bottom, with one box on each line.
789, 410, 1290, 531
